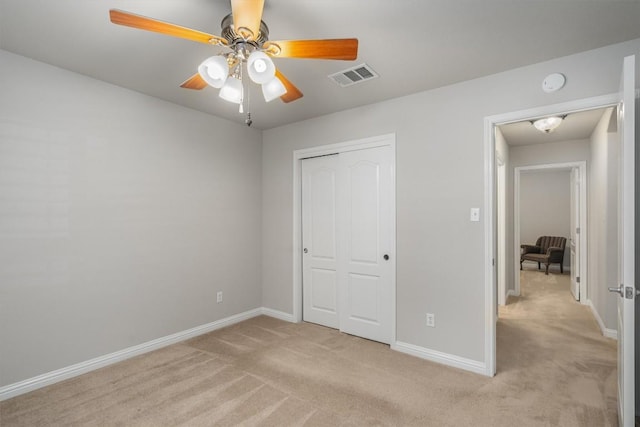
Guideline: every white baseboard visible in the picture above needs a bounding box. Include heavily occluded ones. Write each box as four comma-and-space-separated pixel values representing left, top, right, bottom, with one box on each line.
586, 299, 617, 340
1, 309, 487, 401
391, 341, 487, 376
507, 289, 517, 298
261, 307, 296, 323
0, 308, 264, 401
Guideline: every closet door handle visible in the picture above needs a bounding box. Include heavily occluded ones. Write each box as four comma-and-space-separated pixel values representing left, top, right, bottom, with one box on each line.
383, 254, 389, 261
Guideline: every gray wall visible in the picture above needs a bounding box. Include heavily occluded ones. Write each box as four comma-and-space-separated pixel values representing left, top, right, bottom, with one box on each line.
519, 169, 571, 270
495, 128, 510, 303
262, 38, 640, 364
2, 37, 639, 389
588, 108, 619, 330
0, 50, 263, 386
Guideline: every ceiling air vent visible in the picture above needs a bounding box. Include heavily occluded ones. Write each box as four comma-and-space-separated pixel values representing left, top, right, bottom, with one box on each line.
328, 63, 378, 87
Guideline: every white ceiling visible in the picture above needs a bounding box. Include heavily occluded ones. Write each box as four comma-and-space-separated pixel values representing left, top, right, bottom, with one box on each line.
499, 107, 610, 146
1, 1, 640, 130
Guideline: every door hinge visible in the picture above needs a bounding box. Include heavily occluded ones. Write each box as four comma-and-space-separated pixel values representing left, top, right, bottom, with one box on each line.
576, 276, 580, 283
576, 227, 580, 234
492, 258, 495, 266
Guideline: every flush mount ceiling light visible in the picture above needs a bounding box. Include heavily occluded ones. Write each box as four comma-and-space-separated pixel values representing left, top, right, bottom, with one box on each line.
109, 0, 359, 126
531, 115, 568, 133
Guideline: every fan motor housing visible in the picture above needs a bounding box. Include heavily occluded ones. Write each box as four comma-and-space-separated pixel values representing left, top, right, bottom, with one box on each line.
220, 14, 269, 47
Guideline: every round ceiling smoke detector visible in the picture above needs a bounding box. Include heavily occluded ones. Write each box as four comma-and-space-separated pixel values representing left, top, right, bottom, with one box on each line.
542, 73, 566, 93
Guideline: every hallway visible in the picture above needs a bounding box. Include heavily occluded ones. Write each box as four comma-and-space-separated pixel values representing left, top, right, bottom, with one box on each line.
497, 268, 618, 425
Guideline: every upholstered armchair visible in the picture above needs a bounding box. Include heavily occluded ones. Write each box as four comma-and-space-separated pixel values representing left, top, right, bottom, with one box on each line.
520, 236, 567, 275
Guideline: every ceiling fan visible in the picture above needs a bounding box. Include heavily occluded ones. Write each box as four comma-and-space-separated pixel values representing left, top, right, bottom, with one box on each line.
109, 0, 358, 123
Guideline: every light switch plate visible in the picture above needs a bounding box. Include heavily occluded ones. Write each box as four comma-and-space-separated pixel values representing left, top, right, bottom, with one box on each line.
470, 208, 480, 222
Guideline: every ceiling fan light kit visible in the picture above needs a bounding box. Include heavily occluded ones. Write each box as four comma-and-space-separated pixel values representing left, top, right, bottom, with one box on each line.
219, 75, 243, 104
246, 51, 276, 84
198, 56, 229, 88
262, 75, 287, 102
109, 0, 359, 125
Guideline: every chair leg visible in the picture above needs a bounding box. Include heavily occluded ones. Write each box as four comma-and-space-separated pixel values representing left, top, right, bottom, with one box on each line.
537, 262, 541, 270
520, 261, 523, 270
545, 263, 549, 275
560, 263, 563, 274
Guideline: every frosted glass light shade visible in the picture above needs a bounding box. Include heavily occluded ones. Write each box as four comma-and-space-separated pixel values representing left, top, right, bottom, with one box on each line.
262, 76, 287, 102
533, 116, 563, 133
219, 77, 243, 104
247, 51, 276, 84
198, 56, 228, 88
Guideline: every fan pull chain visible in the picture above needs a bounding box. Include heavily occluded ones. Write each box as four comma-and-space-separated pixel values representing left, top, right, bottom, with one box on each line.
239, 61, 245, 113
245, 62, 252, 126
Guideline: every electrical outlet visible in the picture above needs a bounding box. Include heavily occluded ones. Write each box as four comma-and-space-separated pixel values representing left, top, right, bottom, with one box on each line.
426, 313, 435, 327
470, 208, 480, 222
216, 291, 223, 303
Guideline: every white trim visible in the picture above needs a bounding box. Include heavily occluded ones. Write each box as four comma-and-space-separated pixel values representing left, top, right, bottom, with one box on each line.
0, 308, 263, 401
586, 300, 618, 340
292, 133, 397, 344
392, 341, 487, 376
294, 134, 396, 159
514, 161, 587, 303
619, 56, 636, 426
506, 289, 517, 298
483, 117, 497, 376
261, 307, 296, 323
483, 92, 619, 382
486, 93, 620, 127
496, 156, 507, 306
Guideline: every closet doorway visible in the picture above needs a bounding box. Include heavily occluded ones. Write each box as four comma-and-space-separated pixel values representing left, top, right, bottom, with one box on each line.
293, 134, 396, 345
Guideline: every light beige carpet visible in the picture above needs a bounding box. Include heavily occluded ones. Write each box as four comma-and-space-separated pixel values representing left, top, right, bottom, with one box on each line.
1, 269, 618, 426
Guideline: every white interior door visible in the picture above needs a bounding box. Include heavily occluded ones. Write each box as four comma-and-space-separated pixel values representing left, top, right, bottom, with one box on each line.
610, 54, 636, 427
569, 167, 580, 300
301, 144, 394, 345
338, 146, 394, 344
302, 155, 339, 329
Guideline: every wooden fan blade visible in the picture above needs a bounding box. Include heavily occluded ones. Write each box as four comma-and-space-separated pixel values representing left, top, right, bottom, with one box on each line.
264, 39, 358, 60
275, 69, 303, 103
180, 73, 208, 90
109, 9, 227, 46
230, 0, 264, 41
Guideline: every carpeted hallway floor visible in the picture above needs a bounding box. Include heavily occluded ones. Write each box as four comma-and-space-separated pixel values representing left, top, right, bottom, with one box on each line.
1, 268, 618, 426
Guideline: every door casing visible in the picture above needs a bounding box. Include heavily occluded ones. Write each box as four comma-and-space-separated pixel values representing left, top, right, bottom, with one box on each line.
513, 162, 586, 301
496, 155, 506, 306
484, 93, 620, 376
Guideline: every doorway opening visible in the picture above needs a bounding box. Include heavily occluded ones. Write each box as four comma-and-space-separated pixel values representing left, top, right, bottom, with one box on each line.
512, 162, 587, 302
483, 93, 620, 376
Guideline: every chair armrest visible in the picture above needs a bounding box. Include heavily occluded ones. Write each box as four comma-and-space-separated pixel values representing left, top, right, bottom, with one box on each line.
521, 245, 541, 255
547, 246, 565, 262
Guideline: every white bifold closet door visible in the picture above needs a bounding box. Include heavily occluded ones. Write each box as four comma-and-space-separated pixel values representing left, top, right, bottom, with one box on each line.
301, 146, 393, 344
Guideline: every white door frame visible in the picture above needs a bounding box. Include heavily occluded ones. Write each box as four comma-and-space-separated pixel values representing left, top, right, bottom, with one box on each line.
292, 133, 397, 343
513, 162, 587, 300
616, 54, 636, 427
483, 93, 619, 376
496, 155, 506, 306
